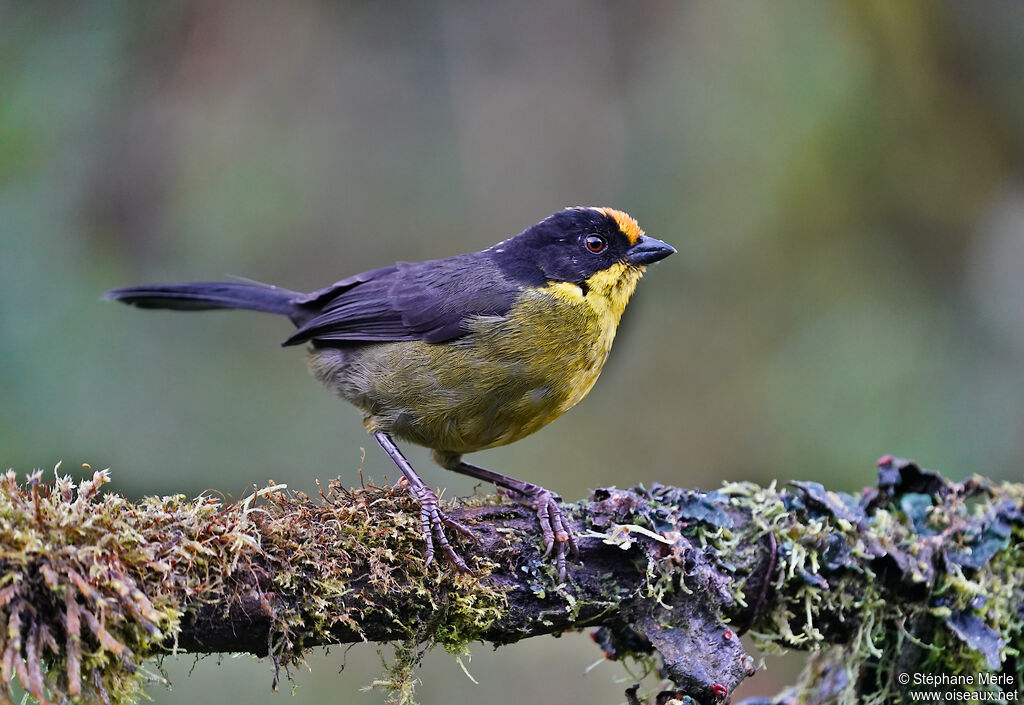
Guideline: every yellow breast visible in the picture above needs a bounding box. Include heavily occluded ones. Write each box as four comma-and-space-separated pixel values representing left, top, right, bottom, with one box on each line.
530, 261, 645, 414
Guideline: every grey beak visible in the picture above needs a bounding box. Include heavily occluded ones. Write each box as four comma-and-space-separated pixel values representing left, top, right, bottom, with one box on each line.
626, 236, 676, 266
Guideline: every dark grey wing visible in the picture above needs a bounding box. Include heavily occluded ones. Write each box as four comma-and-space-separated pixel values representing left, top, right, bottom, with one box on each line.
282, 253, 521, 346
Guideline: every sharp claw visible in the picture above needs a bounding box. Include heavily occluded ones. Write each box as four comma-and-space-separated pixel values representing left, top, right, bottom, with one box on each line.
567, 532, 580, 559
405, 484, 474, 572
507, 485, 577, 577
442, 516, 477, 540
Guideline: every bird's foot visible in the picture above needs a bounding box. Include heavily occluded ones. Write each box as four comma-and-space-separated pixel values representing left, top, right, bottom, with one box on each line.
503, 483, 579, 581
401, 480, 475, 573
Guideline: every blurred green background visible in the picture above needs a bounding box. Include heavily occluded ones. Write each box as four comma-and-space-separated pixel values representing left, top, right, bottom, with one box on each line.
3, 1, 1024, 703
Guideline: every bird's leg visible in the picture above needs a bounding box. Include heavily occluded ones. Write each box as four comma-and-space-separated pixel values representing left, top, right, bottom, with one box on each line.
432, 451, 578, 580
375, 433, 474, 572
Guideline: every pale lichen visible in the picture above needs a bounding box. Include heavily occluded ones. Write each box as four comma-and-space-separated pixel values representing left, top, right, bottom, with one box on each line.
585, 461, 1023, 704
721, 461, 1024, 704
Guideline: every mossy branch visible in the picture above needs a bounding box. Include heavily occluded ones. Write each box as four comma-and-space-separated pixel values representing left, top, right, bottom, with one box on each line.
0, 458, 1021, 705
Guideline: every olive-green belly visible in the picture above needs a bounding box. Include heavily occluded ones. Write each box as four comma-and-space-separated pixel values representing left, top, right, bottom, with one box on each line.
307, 292, 611, 454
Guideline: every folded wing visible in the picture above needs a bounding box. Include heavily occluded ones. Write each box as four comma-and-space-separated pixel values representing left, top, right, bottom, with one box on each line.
283, 252, 521, 346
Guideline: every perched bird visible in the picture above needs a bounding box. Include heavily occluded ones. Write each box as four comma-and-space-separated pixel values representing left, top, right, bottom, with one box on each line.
105, 207, 674, 577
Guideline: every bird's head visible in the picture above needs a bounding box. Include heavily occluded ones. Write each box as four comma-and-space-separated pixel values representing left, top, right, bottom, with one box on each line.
490, 207, 674, 306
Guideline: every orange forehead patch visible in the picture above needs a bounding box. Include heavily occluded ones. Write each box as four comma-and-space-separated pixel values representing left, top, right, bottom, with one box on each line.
593, 207, 644, 245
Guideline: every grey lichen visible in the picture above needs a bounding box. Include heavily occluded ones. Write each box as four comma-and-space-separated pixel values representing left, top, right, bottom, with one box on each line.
725, 458, 1024, 705
584, 459, 1023, 704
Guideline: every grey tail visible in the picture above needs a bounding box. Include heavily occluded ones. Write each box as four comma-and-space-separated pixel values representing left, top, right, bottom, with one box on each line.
103, 281, 301, 319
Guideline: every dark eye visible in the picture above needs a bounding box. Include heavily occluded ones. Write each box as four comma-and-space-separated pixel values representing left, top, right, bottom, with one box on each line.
584, 235, 607, 253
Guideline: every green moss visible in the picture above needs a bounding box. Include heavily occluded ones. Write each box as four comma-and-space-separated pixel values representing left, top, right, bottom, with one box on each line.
0, 467, 507, 704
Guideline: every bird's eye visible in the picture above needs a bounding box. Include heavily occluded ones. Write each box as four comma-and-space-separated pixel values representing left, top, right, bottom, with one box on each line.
584, 235, 607, 253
